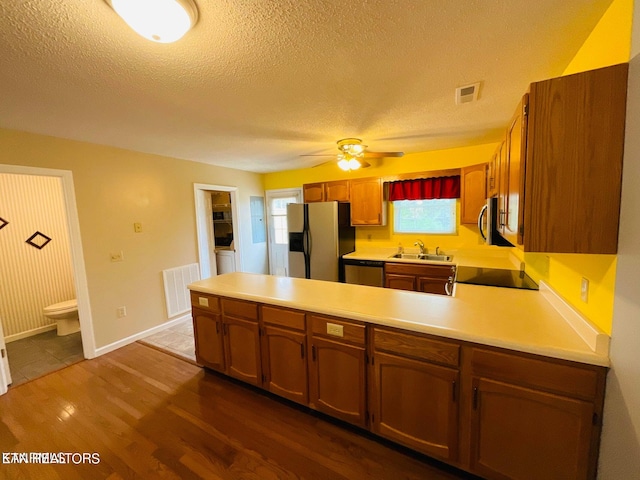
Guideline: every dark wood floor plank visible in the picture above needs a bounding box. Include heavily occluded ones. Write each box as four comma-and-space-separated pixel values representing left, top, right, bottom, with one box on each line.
0, 343, 475, 480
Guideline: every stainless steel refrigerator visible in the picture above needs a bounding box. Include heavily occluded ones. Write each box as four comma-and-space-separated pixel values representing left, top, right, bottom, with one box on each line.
287, 202, 355, 282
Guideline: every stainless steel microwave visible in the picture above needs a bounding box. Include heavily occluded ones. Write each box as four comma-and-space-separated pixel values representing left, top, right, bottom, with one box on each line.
478, 197, 513, 246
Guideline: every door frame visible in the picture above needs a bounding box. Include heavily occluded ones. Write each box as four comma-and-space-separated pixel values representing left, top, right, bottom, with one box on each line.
0, 164, 96, 384
265, 188, 302, 275
194, 183, 242, 279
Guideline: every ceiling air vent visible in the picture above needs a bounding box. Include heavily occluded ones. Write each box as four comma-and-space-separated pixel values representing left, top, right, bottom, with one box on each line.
455, 83, 481, 105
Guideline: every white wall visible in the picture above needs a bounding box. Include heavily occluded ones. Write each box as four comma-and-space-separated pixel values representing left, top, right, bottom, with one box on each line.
598, 1, 640, 477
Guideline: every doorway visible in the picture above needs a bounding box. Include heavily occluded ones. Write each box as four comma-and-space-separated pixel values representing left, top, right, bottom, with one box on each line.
0, 164, 95, 395
194, 183, 242, 279
265, 188, 302, 276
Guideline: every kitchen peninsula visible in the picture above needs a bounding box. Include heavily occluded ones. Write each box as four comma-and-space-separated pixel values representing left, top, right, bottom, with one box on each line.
189, 272, 608, 480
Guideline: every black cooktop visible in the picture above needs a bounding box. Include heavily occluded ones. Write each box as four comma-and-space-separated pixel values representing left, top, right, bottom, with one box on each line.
455, 266, 539, 290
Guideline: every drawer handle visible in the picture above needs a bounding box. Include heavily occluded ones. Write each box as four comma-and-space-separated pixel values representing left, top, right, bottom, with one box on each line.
473, 386, 479, 410
452, 380, 457, 402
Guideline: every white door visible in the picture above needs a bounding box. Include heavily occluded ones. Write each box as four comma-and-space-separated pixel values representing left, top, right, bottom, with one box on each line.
266, 189, 302, 276
0, 318, 12, 395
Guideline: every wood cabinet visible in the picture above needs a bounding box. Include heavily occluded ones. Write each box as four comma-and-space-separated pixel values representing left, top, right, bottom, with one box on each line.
191, 293, 225, 372
503, 63, 628, 253
308, 315, 367, 427
303, 180, 350, 203
370, 327, 460, 461
191, 291, 607, 479
350, 177, 386, 226
486, 145, 500, 199
260, 305, 308, 405
460, 163, 487, 224
385, 262, 456, 296
503, 95, 528, 245
221, 298, 262, 386
467, 347, 606, 480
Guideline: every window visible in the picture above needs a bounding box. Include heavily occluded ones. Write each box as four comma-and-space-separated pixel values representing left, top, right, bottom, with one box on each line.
270, 196, 297, 244
393, 199, 457, 234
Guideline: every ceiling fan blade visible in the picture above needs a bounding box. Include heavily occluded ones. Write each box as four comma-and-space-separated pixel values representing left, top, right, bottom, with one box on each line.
311, 160, 333, 168
300, 154, 335, 157
363, 151, 404, 158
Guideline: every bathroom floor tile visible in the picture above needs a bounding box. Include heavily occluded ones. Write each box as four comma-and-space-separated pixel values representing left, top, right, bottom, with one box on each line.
5, 330, 84, 388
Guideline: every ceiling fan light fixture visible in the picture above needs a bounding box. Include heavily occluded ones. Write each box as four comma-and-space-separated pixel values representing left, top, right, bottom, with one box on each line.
337, 154, 362, 171
106, 0, 199, 43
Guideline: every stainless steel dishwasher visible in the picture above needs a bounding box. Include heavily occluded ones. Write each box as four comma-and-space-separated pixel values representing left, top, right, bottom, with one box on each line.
343, 258, 385, 287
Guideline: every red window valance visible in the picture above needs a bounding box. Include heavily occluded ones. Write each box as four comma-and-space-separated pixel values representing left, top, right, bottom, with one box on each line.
388, 176, 461, 201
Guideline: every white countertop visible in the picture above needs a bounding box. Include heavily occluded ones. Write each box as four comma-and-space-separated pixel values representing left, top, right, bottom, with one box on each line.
342, 246, 521, 269
188, 272, 609, 367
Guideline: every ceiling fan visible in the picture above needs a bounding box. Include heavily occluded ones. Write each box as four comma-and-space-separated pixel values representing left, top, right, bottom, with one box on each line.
304, 138, 404, 171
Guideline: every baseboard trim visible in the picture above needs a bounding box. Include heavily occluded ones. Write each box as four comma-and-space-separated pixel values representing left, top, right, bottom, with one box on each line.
5, 323, 57, 343
94, 313, 192, 357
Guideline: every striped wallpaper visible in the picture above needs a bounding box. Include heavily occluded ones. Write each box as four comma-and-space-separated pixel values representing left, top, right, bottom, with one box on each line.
0, 173, 76, 339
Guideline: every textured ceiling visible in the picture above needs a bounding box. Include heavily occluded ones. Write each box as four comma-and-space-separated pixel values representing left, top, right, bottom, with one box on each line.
0, 0, 613, 173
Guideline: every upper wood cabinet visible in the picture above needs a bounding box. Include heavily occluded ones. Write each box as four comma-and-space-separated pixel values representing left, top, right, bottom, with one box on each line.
460, 163, 487, 224
504, 63, 628, 253
350, 177, 386, 226
303, 180, 350, 203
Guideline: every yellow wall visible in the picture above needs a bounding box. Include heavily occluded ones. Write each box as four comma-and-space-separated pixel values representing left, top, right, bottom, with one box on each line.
265, 143, 498, 252
0, 128, 267, 349
514, 0, 633, 334
263, 0, 634, 334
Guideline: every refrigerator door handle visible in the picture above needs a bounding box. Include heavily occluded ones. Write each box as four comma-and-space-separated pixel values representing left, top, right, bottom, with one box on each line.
303, 205, 311, 279
478, 203, 488, 241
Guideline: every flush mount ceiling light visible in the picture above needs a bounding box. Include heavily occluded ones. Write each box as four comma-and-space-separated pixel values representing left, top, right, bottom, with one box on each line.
105, 0, 199, 44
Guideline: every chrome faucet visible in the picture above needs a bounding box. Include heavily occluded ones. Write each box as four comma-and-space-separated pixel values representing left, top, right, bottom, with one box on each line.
435, 246, 441, 255
414, 240, 427, 255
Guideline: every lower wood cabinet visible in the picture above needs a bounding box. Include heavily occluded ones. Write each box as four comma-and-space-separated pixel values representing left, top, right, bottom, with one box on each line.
223, 315, 262, 386
385, 262, 456, 296
470, 377, 594, 480
191, 294, 607, 480
260, 305, 308, 404
192, 307, 225, 372
370, 351, 459, 460
309, 336, 367, 427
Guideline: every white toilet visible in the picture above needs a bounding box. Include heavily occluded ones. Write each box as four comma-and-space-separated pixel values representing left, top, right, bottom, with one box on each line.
43, 299, 80, 336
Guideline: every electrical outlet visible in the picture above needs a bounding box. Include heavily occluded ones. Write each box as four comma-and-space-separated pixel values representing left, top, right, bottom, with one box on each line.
198, 297, 209, 307
581, 278, 589, 303
134, 222, 143, 233
110, 251, 124, 262
116, 306, 127, 318
326, 323, 344, 337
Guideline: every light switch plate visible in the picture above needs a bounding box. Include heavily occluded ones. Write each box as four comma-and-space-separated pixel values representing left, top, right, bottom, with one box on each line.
581, 278, 589, 303
326, 323, 344, 337
198, 297, 209, 307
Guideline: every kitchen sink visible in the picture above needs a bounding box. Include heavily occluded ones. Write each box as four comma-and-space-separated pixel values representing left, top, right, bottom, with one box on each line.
389, 253, 453, 262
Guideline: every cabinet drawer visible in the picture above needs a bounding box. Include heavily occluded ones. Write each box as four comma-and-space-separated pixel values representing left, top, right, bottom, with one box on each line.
471, 348, 601, 400
310, 315, 365, 345
261, 305, 306, 331
222, 298, 258, 321
190, 292, 220, 313
373, 328, 459, 367
385, 262, 456, 278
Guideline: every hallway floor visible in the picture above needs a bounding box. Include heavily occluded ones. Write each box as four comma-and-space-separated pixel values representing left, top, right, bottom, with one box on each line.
6, 329, 84, 387
138, 318, 196, 363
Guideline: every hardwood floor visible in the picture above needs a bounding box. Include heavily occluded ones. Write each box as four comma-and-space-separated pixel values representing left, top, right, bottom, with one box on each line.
0, 343, 478, 479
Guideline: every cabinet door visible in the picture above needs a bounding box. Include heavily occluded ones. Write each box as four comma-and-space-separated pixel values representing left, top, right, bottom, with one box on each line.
350, 177, 385, 226
309, 336, 367, 427
261, 325, 308, 405
385, 273, 416, 291
192, 308, 225, 372
461, 163, 487, 224
325, 180, 350, 202
223, 315, 262, 386
371, 352, 459, 461
303, 182, 325, 203
470, 377, 594, 480
504, 95, 528, 245
417, 276, 451, 296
